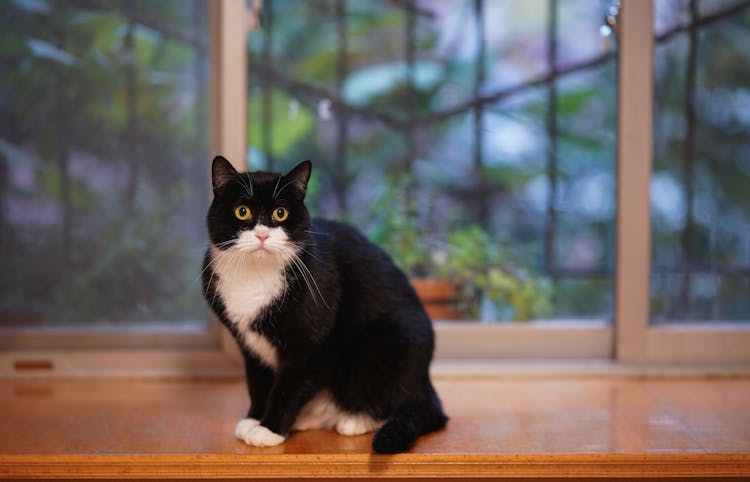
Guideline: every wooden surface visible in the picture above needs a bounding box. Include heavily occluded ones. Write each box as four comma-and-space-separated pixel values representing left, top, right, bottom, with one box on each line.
1, 378, 749, 479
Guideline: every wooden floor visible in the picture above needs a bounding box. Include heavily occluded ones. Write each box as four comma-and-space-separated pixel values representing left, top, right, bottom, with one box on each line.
1, 377, 749, 479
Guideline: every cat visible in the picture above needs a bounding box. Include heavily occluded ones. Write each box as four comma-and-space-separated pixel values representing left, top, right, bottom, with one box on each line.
202, 156, 447, 454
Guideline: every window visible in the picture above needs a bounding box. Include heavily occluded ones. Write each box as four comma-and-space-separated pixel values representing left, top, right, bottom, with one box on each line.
248, 0, 617, 324
0, 1, 227, 363
1, 0, 748, 375
615, 0, 750, 364
0, 0, 211, 333
651, 0, 750, 323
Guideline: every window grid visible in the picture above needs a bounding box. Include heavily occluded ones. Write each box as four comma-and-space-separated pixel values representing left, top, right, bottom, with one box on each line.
252, 0, 618, 314
252, 0, 750, 319
652, 0, 750, 322
2, 0, 748, 371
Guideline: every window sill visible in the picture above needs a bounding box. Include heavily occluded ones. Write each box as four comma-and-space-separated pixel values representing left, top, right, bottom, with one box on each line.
1, 377, 749, 479
4, 320, 749, 380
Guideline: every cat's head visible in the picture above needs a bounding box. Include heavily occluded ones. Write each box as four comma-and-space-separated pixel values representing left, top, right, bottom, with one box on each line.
207, 156, 312, 262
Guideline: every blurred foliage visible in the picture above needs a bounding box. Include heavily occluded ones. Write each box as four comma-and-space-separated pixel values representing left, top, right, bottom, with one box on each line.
50, 199, 203, 323
368, 176, 430, 277
248, 90, 313, 158
248, 0, 623, 321
433, 225, 554, 321
651, 0, 750, 321
0, 0, 210, 326
369, 179, 553, 321
6, 0, 746, 325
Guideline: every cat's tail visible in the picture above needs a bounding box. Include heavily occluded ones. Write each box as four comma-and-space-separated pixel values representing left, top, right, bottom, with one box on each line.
372, 384, 448, 454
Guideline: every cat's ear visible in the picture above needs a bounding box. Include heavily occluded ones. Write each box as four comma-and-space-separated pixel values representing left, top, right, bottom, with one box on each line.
212, 155, 238, 193
284, 160, 312, 198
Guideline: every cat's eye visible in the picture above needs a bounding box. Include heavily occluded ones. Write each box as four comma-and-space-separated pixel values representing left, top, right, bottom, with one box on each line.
234, 205, 252, 221
272, 207, 289, 222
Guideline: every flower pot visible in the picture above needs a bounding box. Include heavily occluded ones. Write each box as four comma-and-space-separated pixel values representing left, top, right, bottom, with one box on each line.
409, 278, 466, 321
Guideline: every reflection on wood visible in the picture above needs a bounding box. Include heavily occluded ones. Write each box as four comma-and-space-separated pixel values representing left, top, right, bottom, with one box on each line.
1, 377, 748, 478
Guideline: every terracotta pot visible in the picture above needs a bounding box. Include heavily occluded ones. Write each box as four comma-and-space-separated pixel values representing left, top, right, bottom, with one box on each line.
409, 278, 465, 321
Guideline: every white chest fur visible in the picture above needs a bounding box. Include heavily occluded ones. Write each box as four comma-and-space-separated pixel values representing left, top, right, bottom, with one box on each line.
210, 245, 286, 369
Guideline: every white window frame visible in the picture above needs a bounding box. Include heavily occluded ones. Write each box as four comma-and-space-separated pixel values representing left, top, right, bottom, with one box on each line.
614, 0, 750, 364
1, 0, 749, 379
0, 0, 249, 378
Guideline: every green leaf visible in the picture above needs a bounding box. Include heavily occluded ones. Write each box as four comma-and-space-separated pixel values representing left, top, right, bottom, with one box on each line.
71, 12, 121, 53
248, 90, 313, 157
38, 166, 97, 211
26, 37, 78, 65
343, 61, 445, 106
521, 85, 599, 117
557, 86, 598, 116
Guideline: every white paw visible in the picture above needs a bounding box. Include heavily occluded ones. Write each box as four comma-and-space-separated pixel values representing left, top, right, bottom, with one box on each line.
239, 424, 286, 447
234, 417, 261, 440
335, 414, 380, 436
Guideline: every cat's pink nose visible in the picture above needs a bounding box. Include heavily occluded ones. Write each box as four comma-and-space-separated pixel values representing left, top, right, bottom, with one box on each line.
255, 232, 270, 242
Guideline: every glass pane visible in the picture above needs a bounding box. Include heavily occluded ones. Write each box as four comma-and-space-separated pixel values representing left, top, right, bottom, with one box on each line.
651, 0, 750, 323
248, 0, 617, 322
0, 1, 210, 328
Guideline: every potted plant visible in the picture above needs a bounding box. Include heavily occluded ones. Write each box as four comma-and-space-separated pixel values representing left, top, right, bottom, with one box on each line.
432, 225, 554, 321
368, 179, 553, 321
368, 177, 464, 320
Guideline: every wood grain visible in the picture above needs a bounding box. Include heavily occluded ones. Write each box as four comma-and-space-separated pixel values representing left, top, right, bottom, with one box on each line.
1, 378, 749, 478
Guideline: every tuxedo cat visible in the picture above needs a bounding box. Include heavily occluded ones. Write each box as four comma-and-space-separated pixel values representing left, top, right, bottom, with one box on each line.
202, 156, 447, 454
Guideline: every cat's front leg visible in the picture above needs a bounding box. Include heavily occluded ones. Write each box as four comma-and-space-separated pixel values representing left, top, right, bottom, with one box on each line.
235, 352, 275, 444
234, 417, 262, 441
243, 352, 275, 419
239, 362, 318, 447
237, 421, 287, 447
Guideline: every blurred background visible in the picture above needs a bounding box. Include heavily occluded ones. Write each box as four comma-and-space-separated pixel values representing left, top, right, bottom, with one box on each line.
0, 0, 747, 329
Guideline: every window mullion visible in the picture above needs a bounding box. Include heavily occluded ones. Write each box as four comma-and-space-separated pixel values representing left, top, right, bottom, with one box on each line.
615, 0, 654, 362
209, 0, 250, 362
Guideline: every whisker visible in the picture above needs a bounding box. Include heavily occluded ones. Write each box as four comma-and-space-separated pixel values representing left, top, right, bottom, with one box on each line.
292, 242, 323, 263
276, 245, 319, 307
298, 258, 331, 310
232, 177, 253, 200
274, 180, 296, 199
291, 257, 319, 307
202, 239, 330, 315
205, 249, 229, 304
194, 245, 234, 289
230, 169, 256, 200
272, 175, 283, 199
280, 245, 330, 311
212, 240, 237, 250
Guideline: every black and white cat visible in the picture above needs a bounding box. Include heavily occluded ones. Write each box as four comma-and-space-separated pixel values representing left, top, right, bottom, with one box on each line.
202, 156, 447, 454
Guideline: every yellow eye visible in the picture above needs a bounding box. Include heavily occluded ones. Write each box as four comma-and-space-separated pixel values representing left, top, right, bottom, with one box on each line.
234, 205, 251, 221
272, 207, 289, 222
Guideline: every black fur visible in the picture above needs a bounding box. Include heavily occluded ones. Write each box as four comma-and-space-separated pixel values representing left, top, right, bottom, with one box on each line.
202, 156, 447, 454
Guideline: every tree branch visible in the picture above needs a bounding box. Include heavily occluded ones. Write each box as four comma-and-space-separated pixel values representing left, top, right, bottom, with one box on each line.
66, 0, 208, 52
261, 64, 406, 129
656, 0, 750, 43
66, 0, 750, 133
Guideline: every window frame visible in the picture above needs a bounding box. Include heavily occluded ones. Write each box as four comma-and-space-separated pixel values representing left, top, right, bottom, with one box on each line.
614, 0, 750, 364
1, 0, 749, 379
0, 0, 248, 378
